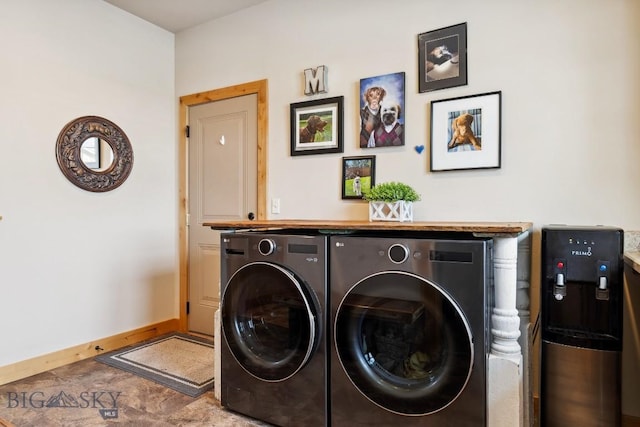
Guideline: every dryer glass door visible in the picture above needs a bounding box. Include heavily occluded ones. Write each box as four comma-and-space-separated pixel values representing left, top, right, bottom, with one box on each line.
335, 271, 473, 415
222, 261, 320, 382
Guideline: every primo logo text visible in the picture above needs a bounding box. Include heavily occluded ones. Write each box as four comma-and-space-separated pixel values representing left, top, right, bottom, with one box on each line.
571, 247, 592, 257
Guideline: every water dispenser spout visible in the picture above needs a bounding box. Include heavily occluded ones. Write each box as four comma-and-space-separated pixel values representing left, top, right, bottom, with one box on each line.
595, 261, 610, 300
554, 273, 566, 301
598, 276, 607, 290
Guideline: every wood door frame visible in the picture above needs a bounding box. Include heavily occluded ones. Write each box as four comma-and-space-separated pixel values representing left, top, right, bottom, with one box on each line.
178, 79, 268, 332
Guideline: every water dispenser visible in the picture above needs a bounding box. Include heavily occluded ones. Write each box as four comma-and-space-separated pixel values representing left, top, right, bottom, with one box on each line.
540, 225, 623, 427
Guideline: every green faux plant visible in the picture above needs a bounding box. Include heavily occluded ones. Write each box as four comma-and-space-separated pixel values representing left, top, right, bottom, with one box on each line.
363, 181, 421, 202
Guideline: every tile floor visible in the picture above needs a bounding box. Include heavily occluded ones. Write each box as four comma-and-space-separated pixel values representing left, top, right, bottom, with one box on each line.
4, 357, 637, 426
0, 358, 271, 426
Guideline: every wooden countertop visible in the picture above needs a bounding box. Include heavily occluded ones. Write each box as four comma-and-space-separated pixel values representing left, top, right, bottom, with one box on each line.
203, 219, 533, 235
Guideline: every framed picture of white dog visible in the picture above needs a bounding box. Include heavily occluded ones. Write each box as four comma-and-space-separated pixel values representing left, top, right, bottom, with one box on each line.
418, 23, 467, 93
290, 96, 344, 156
342, 155, 375, 200
430, 91, 501, 172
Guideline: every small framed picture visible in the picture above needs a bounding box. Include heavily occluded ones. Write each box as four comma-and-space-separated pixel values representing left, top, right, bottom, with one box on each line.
290, 96, 344, 156
430, 91, 501, 172
418, 23, 467, 93
359, 72, 405, 148
342, 155, 375, 200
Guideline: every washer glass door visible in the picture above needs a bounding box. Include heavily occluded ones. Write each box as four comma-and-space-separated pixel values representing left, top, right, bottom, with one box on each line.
222, 261, 320, 382
335, 271, 473, 415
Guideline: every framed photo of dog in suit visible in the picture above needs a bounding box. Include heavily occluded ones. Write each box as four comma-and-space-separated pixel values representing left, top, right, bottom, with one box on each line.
418, 23, 467, 93
430, 91, 501, 172
290, 96, 344, 156
341, 155, 375, 200
359, 72, 405, 148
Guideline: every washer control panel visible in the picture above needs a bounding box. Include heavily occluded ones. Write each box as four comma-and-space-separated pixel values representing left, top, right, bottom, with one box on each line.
258, 238, 276, 256
388, 244, 409, 264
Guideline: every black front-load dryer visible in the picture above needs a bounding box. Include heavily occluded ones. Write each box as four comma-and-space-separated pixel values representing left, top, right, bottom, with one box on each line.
329, 234, 492, 426
220, 231, 327, 427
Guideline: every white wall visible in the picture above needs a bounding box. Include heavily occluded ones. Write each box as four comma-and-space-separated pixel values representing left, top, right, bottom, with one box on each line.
176, 0, 640, 229
175, 0, 640, 410
1, 0, 638, 377
0, 0, 177, 366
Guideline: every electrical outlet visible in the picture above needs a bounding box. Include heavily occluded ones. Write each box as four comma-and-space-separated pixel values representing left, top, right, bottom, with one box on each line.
271, 198, 281, 214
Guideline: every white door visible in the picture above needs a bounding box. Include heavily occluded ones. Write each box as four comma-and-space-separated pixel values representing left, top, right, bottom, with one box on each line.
188, 94, 258, 335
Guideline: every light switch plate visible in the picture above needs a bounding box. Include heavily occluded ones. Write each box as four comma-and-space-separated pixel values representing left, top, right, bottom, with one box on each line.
271, 198, 280, 214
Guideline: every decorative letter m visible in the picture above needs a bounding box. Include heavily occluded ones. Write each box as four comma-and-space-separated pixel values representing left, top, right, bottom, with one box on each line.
304, 66, 328, 95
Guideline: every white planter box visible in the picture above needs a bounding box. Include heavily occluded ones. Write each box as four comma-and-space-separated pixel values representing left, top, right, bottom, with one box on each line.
369, 201, 413, 222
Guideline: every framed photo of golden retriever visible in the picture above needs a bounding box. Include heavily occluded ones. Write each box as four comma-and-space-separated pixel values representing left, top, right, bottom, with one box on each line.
290, 96, 344, 156
430, 91, 501, 172
418, 23, 467, 93
342, 155, 375, 200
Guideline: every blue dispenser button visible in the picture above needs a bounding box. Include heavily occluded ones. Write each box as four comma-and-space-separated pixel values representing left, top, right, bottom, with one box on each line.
599, 264, 607, 272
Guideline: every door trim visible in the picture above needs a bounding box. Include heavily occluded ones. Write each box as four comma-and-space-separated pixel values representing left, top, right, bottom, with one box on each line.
178, 79, 268, 332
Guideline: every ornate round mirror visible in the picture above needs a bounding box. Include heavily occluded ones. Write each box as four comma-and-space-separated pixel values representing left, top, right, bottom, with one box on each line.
56, 116, 133, 192
80, 137, 114, 172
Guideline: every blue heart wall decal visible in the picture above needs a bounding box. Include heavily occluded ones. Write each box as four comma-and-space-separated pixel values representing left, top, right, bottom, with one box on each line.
414, 145, 425, 154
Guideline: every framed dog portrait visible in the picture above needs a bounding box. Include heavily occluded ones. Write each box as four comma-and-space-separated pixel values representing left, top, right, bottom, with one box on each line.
430, 91, 501, 172
342, 155, 375, 200
418, 23, 467, 93
359, 72, 405, 148
290, 96, 344, 156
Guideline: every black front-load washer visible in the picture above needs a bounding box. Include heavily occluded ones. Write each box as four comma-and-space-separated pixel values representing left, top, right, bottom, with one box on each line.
220, 231, 327, 427
329, 234, 492, 426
